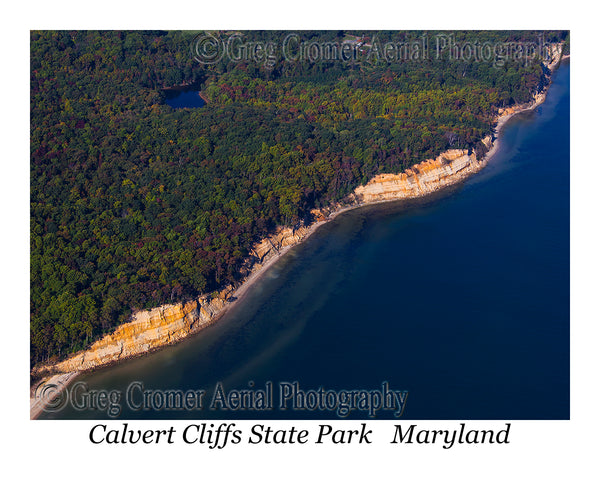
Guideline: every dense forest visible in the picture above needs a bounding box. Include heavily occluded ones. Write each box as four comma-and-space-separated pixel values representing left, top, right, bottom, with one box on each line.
30, 30, 569, 366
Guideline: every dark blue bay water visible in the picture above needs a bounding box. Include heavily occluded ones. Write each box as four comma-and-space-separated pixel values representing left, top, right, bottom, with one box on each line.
43, 62, 569, 420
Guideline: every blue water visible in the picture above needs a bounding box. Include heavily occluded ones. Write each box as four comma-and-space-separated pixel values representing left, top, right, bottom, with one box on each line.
42, 62, 569, 420
164, 89, 205, 109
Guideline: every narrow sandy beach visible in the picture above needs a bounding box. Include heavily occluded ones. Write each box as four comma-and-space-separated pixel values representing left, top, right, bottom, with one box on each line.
30, 372, 80, 420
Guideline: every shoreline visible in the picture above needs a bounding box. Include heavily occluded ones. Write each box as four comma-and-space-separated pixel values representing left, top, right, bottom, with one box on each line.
30, 50, 567, 419
30, 372, 80, 420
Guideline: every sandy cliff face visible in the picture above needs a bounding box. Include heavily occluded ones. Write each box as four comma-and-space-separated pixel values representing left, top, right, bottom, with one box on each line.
354, 149, 484, 203
251, 226, 312, 262
354, 44, 564, 206
33, 151, 487, 376
35, 296, 228, 374
34, 227, 314, 375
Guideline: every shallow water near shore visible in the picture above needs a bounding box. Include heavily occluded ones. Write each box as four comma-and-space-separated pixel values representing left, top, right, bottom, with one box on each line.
42, 62, 569, 420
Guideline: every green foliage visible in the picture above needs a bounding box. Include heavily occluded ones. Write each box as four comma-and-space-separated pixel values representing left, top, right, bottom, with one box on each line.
30, 30, 567, 366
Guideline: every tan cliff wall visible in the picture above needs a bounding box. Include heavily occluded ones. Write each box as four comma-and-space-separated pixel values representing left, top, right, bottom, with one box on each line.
346, 45, 567, 206
33, 226, 312, 376
353, 148, 485, 203
251, 225, 312, 263
35, 296, 226, 374
33, 148, 485, 377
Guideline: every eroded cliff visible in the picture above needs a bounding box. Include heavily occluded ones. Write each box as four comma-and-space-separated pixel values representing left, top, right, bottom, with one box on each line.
35, 296, 226, 374
33, 226, 314, 375
353, 148, 485, 203
250, 225, 312, 263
